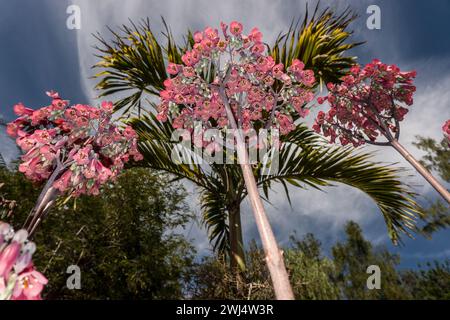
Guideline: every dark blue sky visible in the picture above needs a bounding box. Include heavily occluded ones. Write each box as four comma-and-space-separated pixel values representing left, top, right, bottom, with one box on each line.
0, 0, 449, 269
0, 0, 86, 121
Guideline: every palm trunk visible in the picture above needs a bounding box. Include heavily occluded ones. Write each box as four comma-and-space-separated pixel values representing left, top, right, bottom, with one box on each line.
229, 204, 245, 272
220, 88, 294, 300
228, 204, 246, 294
391, 139, 450, 203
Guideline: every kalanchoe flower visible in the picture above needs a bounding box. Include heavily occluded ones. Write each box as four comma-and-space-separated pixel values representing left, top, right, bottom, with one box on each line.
443, 119, 450, 144
13, 103, 33, 117
229, 21, 243, 35
313, 59, 416, 147
0, 221, 47, 300
156, 22, 316, 149
7, 91, 143, 197
7, 92, 144, 238
314, 60, 450, 204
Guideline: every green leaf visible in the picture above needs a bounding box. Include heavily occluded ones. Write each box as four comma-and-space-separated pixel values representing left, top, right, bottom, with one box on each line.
269, 3, 363, 86
258, 124, 424, 244
92, 18, 187, 116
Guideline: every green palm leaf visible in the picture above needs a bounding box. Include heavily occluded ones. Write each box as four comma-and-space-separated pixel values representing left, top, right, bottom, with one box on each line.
129, 111, 211, 188
130, 112, 245, 254
200, 183, 230, 253
93, 18, 186, 116
258, 124, 422, 244
270, 3, 363, 87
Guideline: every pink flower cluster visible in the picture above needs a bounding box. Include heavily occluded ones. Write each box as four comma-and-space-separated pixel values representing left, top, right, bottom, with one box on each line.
7, 91, 143, 196
157, 21, 315, 144
313, 59, 416, 146
0, 221, 47, 300
444, 120, 450, 143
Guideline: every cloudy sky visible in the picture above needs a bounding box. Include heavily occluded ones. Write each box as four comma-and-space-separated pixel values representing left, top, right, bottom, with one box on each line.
0, 0, 449, 268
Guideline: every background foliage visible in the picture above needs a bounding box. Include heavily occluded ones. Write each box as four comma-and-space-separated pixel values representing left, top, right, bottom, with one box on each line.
0, 164, 448, 299
0, 166, 194, 299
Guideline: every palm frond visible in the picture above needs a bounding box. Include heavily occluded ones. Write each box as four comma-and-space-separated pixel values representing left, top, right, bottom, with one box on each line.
93, 18, 183, 115
200, 184, 230, 254
130, 111, 244, 252
270, 3, 363, 87
258, 124, 423, 244
200, 162, 246, 254
129, 111, 211, 188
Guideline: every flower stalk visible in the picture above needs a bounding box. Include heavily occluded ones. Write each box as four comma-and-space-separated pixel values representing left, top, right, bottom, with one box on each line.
314, 60, 450, 204
390, 139, 450, 203
220, 87, 294, 300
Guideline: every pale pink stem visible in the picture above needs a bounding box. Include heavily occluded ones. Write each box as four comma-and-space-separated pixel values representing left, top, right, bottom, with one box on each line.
219, 88, 295, 300
27, 186, 58, 237
390, 139, 450, 204
24, 162, 64, 237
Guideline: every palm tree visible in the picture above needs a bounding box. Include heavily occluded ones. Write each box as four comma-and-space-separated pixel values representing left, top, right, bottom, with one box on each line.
92, 5, 422, 288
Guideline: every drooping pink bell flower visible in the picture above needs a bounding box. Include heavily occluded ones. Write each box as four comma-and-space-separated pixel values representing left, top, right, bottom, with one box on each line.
0, 222, 46, 300
11, 267, 48, 300
13, 103, 33, 116
443, 120, 450, 137
229, 21, 243, 35
443, 119, 450, 145
0, 243, 21, 280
